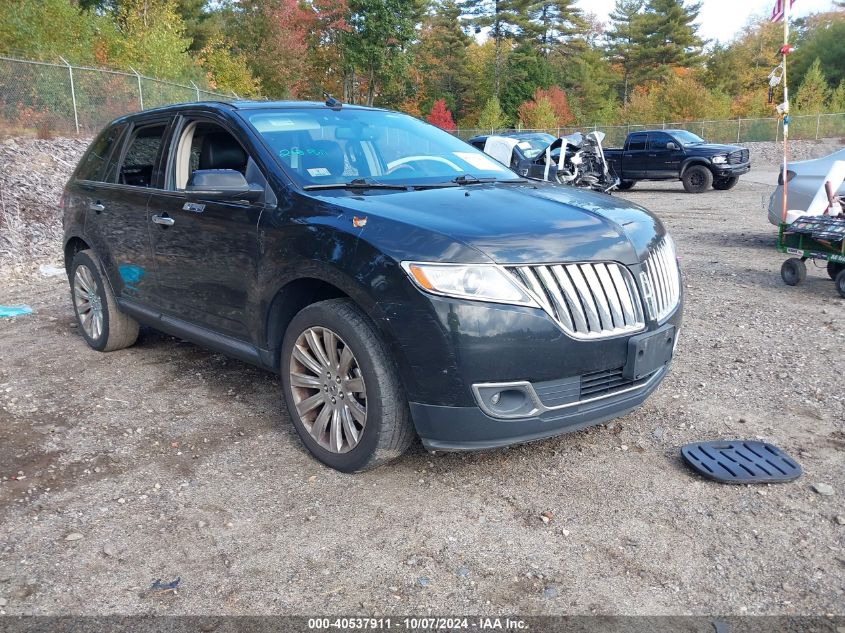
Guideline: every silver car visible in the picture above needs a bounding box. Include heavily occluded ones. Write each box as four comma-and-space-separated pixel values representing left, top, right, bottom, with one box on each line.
768, 147, 845, 225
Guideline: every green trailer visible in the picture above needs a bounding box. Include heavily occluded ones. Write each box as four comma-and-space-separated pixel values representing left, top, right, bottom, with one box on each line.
778, 220, 845, 297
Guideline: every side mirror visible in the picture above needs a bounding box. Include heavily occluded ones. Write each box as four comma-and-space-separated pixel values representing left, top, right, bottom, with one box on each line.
666, 142, 679, 150
186, 169, 264, 202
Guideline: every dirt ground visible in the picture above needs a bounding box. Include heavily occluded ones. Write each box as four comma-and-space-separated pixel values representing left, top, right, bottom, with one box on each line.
0, 176, 843, 616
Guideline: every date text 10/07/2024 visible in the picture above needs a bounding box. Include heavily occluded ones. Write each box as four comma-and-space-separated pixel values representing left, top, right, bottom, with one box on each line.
307, 617, 529, 630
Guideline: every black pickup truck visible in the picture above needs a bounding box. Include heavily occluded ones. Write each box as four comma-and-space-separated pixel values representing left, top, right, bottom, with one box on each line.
604, 130, 751, 193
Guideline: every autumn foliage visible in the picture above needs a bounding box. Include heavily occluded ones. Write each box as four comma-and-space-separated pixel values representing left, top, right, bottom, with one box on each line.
427, 99, 456, 131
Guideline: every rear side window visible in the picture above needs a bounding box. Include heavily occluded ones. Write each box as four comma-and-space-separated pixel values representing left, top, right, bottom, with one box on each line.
75, 125, 124, 181
119, 124, 167, 188
627, 134, 646, 151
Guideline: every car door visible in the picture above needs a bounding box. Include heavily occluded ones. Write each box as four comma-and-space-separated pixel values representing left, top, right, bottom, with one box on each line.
146, 113, 276, 341
84, 117, 173, 305
646, 132, 683, 178
623, 133, 648, 179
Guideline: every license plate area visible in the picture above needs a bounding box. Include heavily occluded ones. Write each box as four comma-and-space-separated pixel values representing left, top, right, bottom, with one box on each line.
622, 325, 675, 380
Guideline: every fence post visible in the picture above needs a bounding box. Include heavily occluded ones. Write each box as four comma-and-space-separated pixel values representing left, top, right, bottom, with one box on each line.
737, 118, 741, 143
130, 66, 144, 110
190, 80, 200, 101
231, 90, 239, 99
775, 118, 779, 143
59, 56, 80, 135
815, 112, 821, 140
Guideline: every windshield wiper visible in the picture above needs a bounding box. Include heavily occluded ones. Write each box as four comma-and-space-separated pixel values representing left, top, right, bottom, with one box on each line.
452, 174, 498, 185
303, 177, 410, 191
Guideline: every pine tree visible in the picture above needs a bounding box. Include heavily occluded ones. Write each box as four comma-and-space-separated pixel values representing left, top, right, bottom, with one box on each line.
415, 1, 471, 117
829, 79, 845, 113
634, 0, 703, 81
459, 0, 535, 97
477, 96, 509, 129
795, 58, 830, 114
527, 0, 587, 57
605, 0, 644, 104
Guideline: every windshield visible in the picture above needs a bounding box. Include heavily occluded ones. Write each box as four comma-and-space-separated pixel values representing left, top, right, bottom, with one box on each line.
514, 134, 556, 159
672, 131, 705, 146
244, 107, 517, 188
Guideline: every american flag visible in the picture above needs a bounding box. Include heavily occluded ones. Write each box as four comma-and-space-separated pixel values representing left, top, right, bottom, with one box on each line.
771, 0, 796, 21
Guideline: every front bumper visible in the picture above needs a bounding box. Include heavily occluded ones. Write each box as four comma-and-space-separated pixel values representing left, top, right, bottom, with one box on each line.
713, 163, 750, 178
413, 364, 670, 451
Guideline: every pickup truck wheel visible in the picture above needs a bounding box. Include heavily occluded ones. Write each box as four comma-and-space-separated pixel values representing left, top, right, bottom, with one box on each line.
682, 165, 713, 193
827, 261, 844, 280
836, 269, 845, 298
617, 180, 635, 191
69, 249, 139, 352
281, 298, 415, 472
713, 176, 739, 190
780, 258, 806, 286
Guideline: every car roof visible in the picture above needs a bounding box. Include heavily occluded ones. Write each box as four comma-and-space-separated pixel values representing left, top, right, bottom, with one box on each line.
107, 99, 385, 126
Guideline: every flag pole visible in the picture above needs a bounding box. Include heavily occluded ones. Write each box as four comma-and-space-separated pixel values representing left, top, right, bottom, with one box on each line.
781, 0, 790, 223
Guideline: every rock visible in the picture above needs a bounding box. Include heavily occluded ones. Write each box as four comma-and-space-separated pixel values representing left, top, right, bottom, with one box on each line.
543, 586, 558, 598
197, 520, 207, 528
652, 427, 665, 441
835, 515, 845, 525
813, 483, 834, 496
540, 511, 553, 524
456, 566, 470, 578
102, 544, 116, 557
0, 598, 6, 607
64, 533, 83, 541
417, 577, 430, 587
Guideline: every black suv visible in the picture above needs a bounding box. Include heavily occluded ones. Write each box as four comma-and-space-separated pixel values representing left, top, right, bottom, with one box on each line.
62, 100, 683, 471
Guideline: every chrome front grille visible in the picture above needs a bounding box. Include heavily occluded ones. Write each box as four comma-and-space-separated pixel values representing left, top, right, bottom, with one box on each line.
728, 149, 749, 165
507, 262, 645, 339
640, 237, 681, 322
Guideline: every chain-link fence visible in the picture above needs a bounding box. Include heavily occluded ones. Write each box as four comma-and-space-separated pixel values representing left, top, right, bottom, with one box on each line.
0, 55, 239, 135
455, 113, 845, 146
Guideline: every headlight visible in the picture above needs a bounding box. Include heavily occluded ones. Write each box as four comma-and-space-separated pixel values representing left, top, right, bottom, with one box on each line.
401, 262, 537, 306
711, 155, 727, 164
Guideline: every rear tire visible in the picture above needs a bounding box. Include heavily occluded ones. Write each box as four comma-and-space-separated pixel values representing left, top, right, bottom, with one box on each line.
616, 180, 636, 191
280, 298, 415, 472
836, 269, 845, 298
827, 261, 844, 280
712, 176, 739, 190
780, 258, 807, 286
682, 165, 713, 193
69, 250, 139, 352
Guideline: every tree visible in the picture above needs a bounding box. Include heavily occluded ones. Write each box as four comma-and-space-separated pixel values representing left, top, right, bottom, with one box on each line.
518, 95, 557, 129
459, 0, 535, 97
633, 0, 703, 81
341, 0, 416, 105
413, 1, 472, 118
829, 79, 845, 113
795, 58, 830, 114
200, 36, 260, 97
605, 0, 644, 103
790, 12, 845, 90
499, 43, 552, 119
477, 96, 509, 129
427, 99, 456, 130
527, 0, 586, 57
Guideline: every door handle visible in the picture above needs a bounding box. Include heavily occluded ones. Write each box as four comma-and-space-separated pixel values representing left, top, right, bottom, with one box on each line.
152, 214, 175, 227
89, 202, 105, 213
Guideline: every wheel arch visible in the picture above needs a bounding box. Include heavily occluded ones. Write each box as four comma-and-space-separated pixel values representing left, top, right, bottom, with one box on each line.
680, 158, 712, 177
64, 235, 91, 273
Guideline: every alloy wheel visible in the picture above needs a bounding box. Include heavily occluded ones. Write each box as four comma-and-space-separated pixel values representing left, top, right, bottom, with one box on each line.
288, 326, 367, 454
73, 264, 104, 340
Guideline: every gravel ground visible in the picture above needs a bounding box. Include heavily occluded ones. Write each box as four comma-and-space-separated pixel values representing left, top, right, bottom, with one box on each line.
0, 141, 843, 616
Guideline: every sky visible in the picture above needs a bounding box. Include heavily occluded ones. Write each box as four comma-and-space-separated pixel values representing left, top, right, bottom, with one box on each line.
577, 0, 839, 44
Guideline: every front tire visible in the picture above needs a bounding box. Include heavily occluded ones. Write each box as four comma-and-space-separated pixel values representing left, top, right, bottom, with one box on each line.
682, 165, 713, 193
827, 261, 844, 280
280, 298, 415, 472
69, 250, 139, 352
836, 269, 845, 298
781, 258, 807, 286
713, 175, 739, 190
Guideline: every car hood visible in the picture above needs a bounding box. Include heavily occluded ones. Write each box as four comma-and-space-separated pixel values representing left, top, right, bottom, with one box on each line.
688, 143, 745, 156
309, 182, 666, 265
